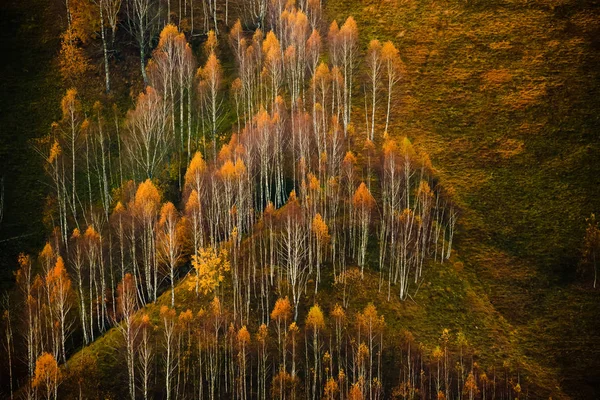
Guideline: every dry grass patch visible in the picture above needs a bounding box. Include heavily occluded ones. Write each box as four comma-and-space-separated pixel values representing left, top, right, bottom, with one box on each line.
481, 68, 513, 89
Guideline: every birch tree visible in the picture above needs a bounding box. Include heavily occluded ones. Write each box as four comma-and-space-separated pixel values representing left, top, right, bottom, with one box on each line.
116, 273, 140, 400
46, 256, 74, 364
381, 41, 402, 135
124, 87, 170, 179
365, 40, 382, 141
157, 202, 182, 306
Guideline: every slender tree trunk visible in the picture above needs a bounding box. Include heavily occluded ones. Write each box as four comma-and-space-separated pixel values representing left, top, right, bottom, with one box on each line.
99, 0, 111, 93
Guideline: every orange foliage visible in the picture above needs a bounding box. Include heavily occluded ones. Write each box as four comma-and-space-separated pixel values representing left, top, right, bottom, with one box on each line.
58, 31, 90, 83
331, 303, 346, 322
306, 304, 325, 331
271, 297, 292, 322
204, 30, 217, 55
184, 152, 207, 190
312, 213, 330, 242
134, 179, 161, 217
237, 325, 251, 346
159, 201, 178, 227
48, 141, 62, 164
32, 352, 61, 391
352, 182, 375, 209
349, 383, 363, 400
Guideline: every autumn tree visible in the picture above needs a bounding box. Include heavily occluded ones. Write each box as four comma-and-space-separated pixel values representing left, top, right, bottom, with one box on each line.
137, 313, 154, 400
2, 300, 14, 400
33, 353, 61, 400
160, 306, 178, 400
279, 191, 308, 320
157, 202, 182, 306
237, 325, 251, 400
59, 88, 84, 226
365, 40, 382, 140
306, 29, 321, 76
257, 323, 269, 400
312, 213, 330, 292
381, 41, 402, 134
116, 273, 140, 400
339, 17, 359, 136
58, 29, 90, 85
199, 50, 223, 158
148, 24, 194, 184
271, 297, 292, 369
263, 31, 283, 108
15, 253, 36, 385
330, 304, 346, 378
46, 256, 74, 363
352, 183, 375, 276
357, 303, 385, 399
133, 179, 161, 302
188, 246, 230, 296
306, 304, 325, 400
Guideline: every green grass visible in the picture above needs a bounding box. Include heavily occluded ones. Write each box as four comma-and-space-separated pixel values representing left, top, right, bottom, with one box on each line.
325, 0, 600, 397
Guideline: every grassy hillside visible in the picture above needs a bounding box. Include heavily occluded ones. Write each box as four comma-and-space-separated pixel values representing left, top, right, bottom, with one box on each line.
65, 259, 566, 398
324, 0, 600, 396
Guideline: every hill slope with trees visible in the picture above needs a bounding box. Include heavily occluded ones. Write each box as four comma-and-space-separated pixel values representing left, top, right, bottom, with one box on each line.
1, 0, 599, 398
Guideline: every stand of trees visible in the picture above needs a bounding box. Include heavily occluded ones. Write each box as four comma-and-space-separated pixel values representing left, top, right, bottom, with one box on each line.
0, 0, 529, 399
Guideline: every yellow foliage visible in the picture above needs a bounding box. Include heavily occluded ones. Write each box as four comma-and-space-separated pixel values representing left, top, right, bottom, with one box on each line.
313, 62, 330, 84
160, 305, 176, 321
349, 383, 363, 400
324, 377, 339, 397
271, 297, 292, 322
32, 352, 61, 390
204, 30, 217, 55
84, 225, 100, 242
358, 303, 385, 332
184, 152, 207, 190
134, 179, 161, 217
331, 303, 346, 322
58, 32, 90, 83
306, 304, 325, 331
48, 140, 61, 164
343, 151, 357, 166
432, 345, 443, 360
237, 325, 251, 345
158, 24, 180, 49
340, 16, 359, 43
158, 202, 178, 227
257, 323, 268, 343
312, 213, 330, 242
308, 173, 320, 191
185, 190, 200, 215
188, 247, 230, 295
40, 242, 54, 262
263, 31, 281, 56
179, 309, 193, 326
201, 52, 222, 84
219, 160, 236, 180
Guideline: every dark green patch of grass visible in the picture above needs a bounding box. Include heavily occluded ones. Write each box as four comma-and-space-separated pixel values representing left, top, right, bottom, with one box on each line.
0, 0, 63, 291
